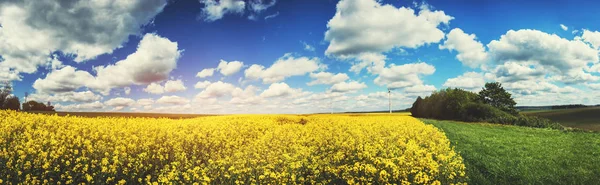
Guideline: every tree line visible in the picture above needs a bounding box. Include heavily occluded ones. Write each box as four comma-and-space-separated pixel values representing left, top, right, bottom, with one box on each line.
410, 82, 563, 129
0, 82, 55, 111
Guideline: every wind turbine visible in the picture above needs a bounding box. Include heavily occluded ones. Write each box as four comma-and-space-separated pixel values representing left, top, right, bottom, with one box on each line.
388, 88, 392, 114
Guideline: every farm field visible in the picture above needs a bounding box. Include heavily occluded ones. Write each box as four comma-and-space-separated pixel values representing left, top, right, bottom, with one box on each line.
0, 110, 466, 184
24, 111, 215, 119
522, 107, 600, 131
422, 119, 600, 185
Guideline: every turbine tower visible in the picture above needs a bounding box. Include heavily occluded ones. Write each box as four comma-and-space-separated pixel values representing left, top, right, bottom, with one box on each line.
388, 88, 391, 114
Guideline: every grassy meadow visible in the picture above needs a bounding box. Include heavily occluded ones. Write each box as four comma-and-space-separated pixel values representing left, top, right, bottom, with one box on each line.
422, 119, 600, 185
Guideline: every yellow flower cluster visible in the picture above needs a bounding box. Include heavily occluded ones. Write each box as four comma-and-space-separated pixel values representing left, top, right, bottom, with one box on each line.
0, 110, 466, 184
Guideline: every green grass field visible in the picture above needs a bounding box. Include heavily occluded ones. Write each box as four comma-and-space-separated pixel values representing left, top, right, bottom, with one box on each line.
422, 119, 600, 185
522, 107, 600, 131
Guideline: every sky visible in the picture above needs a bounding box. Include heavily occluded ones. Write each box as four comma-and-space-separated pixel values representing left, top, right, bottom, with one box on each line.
1, 0, 600, 114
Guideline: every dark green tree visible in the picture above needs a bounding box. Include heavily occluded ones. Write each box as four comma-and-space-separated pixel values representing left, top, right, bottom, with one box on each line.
411, 96, 423, 117
22, 100, 55, 111
478, 82, 517, 115
0, 82, 20, 110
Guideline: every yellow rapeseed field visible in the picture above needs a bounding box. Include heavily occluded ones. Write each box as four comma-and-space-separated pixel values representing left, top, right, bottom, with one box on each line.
0, 110, 466, 184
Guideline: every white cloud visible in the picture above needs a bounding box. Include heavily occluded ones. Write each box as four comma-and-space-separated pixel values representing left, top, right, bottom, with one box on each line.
33, 33, 182, 96
54, 101, 104, 111
104, 97, 136, 107
307, 72, 349, 86
0, 0, 167, 76
585, 83, 600, 90
197, 68, 216, 78
349, 53, 387, 74
156, 95, 189, 105
330, 81, 367, 92
264, 12, 279, 20
260, 82, 301, 98
324, 0, 452, 57
487, 62, 545, 83
230, 85, 263, 105
301, 41, 315, 52
245, 54, 324, 83
195, 81, 236, 99
439, 28, 488, 68
32, 66, 94, 93
374, 62, 436, 89
248, 0, 277, 20
217, 60, 244, 76
404, 84, 437, 93
124, 87, 131, 95
194, 81, 212, 89
488, 29, 599, 84
28, 91, 102, 103
136, 98, 155, 107
164, 80, 187, 93
560, 24, 568, 31
143, 79, 186, 94
580, 29, 600, 49
144, 83, 165, 94
87, 33, 181, 94
199, 0, 245, 22
443, 72, 485, 91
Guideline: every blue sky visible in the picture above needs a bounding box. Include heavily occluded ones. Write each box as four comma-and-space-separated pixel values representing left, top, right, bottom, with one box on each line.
2, 0, 600, 113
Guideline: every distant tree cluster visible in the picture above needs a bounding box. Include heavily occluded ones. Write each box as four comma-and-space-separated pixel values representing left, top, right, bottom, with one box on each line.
22, 101, 55, 112
0, 81, 55, 112
0, 82, 20, 111
411, 82, 562, 129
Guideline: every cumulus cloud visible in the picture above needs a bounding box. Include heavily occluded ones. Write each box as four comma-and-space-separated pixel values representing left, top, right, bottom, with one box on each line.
88, 33, 181, 94
200, 0, 277, 22
32, 33, 181, 95
487, 29, 598, 84
486, 62, 546, 83
144, 83, 165, 94
164, 80, 187, 92
260, 82, 301, 98
217, 60, 244, 76
104, 97, 136, 107
585, 83, 600, 90
54, 101, 104, 111
156, 95, 189, 105
194, 80, 212, 89
560, 24, 568, 31
307, 72, 349, 86
28, 91, 102, 103
443, 72, 485, 91
580, 29, 600, 49
0, 0, 167, 76
324, 0, 453, 58
32, 66, 94, 93
404, 84, 437, 93
230, 85, 263, 105
143, 80, 186, 94
195, 81, 236, 99
330, 81, 367, 93
245, 54, 324, 83
439, 28, 488, 68
136, 98, 155, 107
197, 68, 216, 78
199, 0, 245, 22
373, 62, 436, 89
